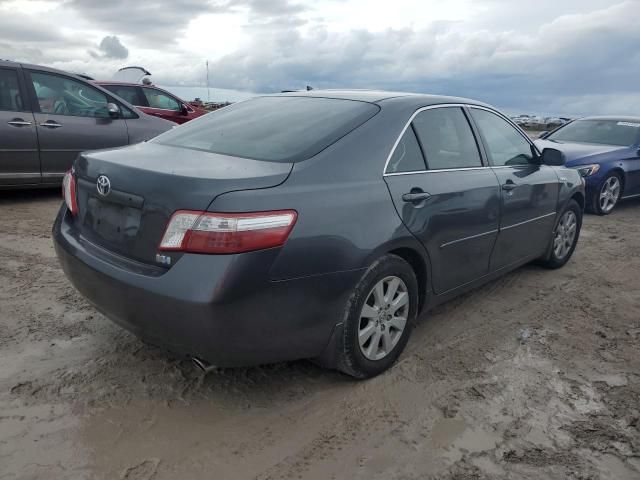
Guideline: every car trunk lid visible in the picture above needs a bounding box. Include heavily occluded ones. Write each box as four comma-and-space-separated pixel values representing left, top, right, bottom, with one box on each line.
72, 142, 292, 266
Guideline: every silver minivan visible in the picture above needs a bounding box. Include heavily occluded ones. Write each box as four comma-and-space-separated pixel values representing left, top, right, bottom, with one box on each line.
0, 60, 175, 188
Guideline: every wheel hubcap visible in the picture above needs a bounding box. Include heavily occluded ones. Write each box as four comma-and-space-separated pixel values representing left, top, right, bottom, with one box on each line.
599, 177, 620, 213
358, 276, 409, 361
553, 210, 577, 260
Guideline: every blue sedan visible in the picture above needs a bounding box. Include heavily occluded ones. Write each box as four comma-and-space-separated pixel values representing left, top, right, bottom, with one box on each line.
536, 116, 640, 214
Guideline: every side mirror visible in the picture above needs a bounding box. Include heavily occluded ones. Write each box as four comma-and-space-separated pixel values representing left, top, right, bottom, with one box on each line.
541, 148, 565, 166
180, 104, 189, 115
107, 103, 120, 118
538, 131, 549, 139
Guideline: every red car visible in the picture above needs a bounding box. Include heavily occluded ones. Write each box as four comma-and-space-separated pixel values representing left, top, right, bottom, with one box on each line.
95, 68, 207, 124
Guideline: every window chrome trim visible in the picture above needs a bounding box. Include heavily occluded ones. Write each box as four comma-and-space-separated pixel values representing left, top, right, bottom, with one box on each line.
440, 229, 498, 249
382, 103, 510, 176
500, 212, 556, 231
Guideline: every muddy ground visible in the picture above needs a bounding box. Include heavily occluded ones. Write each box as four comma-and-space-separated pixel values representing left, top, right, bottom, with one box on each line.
0, 189, 638, 480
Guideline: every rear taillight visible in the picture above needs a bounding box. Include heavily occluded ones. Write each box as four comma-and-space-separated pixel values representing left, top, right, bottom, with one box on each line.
62, 170, 78, 216
159, 210, 297, 254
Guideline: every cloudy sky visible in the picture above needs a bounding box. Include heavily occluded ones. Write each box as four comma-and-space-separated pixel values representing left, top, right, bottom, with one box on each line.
1, 0, 639, 115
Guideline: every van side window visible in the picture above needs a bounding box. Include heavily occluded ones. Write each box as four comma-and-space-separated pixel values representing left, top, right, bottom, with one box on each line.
30, 72, 111, 118
0, 69, 23, 112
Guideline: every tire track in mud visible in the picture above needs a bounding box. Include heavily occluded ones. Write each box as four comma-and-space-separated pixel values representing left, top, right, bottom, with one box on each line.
0, 195, 639, 479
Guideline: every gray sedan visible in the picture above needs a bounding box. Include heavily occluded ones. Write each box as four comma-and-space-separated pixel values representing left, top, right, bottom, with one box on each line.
53, 91, 585, 378
0, 60, 175, 188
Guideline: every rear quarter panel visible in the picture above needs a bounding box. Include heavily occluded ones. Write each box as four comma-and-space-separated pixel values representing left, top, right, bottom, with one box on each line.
208, 103, 431, 282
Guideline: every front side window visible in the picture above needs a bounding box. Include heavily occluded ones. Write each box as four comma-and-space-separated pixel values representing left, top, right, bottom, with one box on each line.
412, 107, 482, 170
0, 68, 23, 112
386, 127, 426, 174
30, 72, 110, 118
153, 96, 380, 163
142, 87, 180, 110
470, 108, 534, 166
547, 119, 640, 147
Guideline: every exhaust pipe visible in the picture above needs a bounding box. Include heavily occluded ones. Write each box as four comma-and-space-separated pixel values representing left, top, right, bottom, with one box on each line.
192, 357, 216, 374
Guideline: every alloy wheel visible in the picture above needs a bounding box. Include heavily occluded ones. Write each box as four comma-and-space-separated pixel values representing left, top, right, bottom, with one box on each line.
358, 276, 409, 361
599, 176, 621, 213
553, 210, 578, 260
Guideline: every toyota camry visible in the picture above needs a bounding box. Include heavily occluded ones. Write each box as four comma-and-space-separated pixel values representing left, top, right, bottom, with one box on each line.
54, 91, 585, 378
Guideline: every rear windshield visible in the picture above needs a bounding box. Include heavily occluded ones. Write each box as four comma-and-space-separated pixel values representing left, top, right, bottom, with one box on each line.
152, 96, 379, 162
547, 119, 640, 147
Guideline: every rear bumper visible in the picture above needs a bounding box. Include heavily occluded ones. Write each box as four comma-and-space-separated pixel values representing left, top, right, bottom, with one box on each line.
53, 207, 362, 367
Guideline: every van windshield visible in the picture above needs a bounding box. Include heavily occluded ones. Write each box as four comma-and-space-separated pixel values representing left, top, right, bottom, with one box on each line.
153, 96, 379, 162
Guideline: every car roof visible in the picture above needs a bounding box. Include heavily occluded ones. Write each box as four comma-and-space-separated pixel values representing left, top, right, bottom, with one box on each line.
274, 89, 492, 108
578, 115, 640, 123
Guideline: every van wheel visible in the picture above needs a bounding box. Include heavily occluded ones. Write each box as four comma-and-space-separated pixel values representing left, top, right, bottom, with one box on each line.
336, 254, 418, 379
540, 199, 582, 269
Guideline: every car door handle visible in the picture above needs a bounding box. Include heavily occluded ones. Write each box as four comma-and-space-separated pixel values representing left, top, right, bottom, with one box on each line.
502, 182, 518, 191
402, 191, 431, 203
7, 119, 32, 127
40, 121, 62, 128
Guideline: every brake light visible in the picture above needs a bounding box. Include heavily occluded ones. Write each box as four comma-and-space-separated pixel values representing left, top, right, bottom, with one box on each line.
62, 170, 78, 216
159, 210, 298, 254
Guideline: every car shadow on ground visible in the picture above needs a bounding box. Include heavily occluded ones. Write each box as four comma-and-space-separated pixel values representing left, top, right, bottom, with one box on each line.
616, 196, 640, 211
0, 187, 60, 204
91, 258, 546, 404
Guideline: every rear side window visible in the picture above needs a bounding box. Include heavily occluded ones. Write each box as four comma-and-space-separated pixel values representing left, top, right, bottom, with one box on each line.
153, 96, 380, 162
102, 85, 141, 106
0, 68, 23, 111
412, 107, 482, 170
470, 108, 534, 166
386, 127, 426, 174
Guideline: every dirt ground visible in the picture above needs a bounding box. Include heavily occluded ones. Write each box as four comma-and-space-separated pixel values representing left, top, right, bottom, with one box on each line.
0, 189, 638, 480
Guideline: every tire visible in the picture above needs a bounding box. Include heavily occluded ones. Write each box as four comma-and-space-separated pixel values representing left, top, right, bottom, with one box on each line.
336, 254, 419, 379
588, 172, 623, 215
540, 199, 582, 269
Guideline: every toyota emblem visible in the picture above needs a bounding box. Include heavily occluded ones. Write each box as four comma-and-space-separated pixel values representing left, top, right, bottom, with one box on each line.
96, 175, 111, 196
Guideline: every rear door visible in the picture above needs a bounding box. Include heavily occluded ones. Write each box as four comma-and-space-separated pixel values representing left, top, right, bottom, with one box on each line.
468, 107, 559, 270
0, 64, 40, 185
25, 69, 129, 183
384, 106, 501, 294
140, 87, 188, 124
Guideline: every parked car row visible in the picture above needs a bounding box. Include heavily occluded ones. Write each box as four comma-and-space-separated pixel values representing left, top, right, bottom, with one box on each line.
2, 61, 638, 378
511, 114, 572, 130
0, 60, 175, 187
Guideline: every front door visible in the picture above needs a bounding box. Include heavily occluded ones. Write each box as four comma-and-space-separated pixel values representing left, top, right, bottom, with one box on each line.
25, 70, 129, 183
468, 107, 559, 270
0, 66, 40, 185
623, 130, 640, 197
140, 86, 188, 124
384, 106, 501, 294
